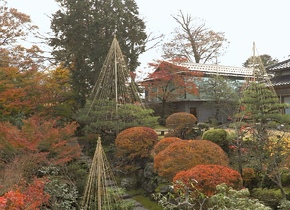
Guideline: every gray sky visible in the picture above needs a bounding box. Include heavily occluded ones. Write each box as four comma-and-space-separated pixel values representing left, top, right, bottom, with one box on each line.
7, 0, 290, 76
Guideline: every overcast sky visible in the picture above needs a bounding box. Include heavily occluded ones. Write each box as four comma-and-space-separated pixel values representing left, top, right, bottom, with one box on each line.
7, 0, 290, 75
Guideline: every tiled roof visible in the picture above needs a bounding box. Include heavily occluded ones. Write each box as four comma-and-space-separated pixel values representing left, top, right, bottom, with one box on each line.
271, 74, 290, 86
267, 58, 290, 71
175, 62, 253, 77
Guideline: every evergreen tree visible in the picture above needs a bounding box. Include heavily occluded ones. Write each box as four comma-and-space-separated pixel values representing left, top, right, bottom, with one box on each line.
50, 0, 147, 108
74, 99, 158, 140
234, 81, 290, 199
243, 54, 279, 69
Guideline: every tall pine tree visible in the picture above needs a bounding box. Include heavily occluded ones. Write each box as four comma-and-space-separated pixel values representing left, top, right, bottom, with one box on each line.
50, 0, 147, 108
234, 81, 290, 198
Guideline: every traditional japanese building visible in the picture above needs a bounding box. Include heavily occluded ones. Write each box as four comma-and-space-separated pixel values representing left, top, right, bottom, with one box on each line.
266, 58, 290, 114
143, 61, 253, 123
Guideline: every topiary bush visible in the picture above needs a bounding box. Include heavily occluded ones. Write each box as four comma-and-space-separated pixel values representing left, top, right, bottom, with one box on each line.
242, 167, 257, 190
154, 140, 229, 180
173, 164, 242, 196
115, 126, 158, 173
153, 137, 182, 155
202, 128, 229, 152
165, 112, 198, 139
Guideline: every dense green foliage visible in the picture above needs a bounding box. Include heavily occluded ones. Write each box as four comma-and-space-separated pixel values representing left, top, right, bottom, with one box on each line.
202, 129, 229, 152
234, 82, 290, 198
243, 54, 278, 69
251, 188, 287, 209
50, 0, 147, 108
75, 99, 158, 138
209, 183, 272, 210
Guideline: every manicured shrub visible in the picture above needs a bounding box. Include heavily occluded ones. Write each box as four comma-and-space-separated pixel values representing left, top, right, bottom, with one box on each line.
115, 126, 158, 172
154, 140, 229, 180
242, 167, 256, 190
251, 188, 283, 209
202, 129, 229, 152
173, 164, 242, 196
165, 112, 198, 139
153, 137, 182, 155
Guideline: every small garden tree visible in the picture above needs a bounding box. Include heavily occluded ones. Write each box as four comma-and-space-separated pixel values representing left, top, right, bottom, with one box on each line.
173, 164, 242, 197
154, 140, 229, 180
233, 81, 290, 199
165, 112, 198, 139
115, 126, 158, 173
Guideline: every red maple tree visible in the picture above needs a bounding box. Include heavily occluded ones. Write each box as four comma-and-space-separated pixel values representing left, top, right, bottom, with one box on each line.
142, 60, 203, 118
0, 116, 81, 190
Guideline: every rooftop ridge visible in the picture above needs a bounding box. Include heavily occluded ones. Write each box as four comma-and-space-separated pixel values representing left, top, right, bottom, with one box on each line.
174, 62, 253, 77
267, 58, 290, 71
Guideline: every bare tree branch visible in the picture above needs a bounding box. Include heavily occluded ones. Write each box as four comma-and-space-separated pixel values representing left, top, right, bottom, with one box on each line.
163, 10, 229, 64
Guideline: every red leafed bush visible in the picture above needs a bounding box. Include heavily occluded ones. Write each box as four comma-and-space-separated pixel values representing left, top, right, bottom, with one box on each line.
154, 140, 229, 180
115, 126, 158, 161
0, 178, 50, 209
166, 112, 197, 128
173, 164, 242, 196
165, 112, 198, 139
153, 137, 182, 155
0, 116, 81, 165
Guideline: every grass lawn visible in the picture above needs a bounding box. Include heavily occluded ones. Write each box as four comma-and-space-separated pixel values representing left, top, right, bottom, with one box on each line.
127, 189, 163, 210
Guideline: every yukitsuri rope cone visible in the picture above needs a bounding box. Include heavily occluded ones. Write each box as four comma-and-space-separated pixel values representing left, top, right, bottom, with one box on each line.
81, 137, 123, 210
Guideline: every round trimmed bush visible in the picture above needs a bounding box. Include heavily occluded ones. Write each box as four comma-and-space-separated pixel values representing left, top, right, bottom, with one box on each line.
115, 126, 158, 162
173, 164, 242, 196
154, 140, 229, 180
153, 137, 182, 155
202, 129, 229, 152
165, 112, 198, 139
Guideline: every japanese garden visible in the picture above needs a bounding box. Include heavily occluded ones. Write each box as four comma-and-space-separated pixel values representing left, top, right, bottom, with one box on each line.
1, 0, 290, 209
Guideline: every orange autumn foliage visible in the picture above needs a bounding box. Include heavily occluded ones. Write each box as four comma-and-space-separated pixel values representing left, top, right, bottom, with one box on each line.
142, 61, 203, 118
0, 116, 81, 166
115, 126, 158, 161
166, 112, 197, 129
153, 137, 182, 155
154, 140, 229, 180
173, 164, 242, 196
0, 178, 50, 209
143, 61, 203, 102
0, 66, 47, 117
165, 112, 198, 139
